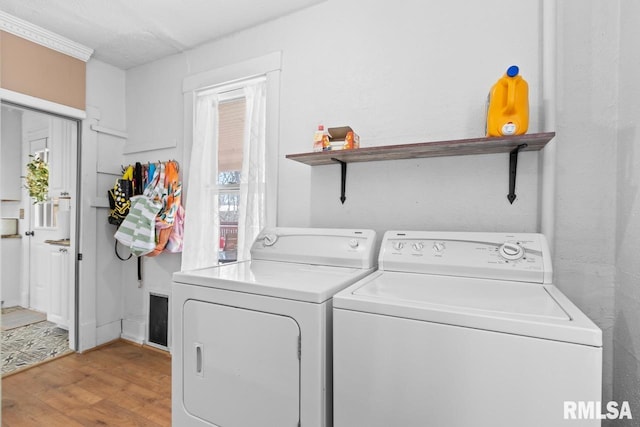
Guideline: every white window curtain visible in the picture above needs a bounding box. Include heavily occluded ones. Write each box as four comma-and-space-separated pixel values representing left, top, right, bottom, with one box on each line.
237, 79, 267, 261
182, 77, 267, 270
181, 93, 220, 271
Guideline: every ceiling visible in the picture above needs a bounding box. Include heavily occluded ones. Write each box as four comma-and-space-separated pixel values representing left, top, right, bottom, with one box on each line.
0, 0, 324, 69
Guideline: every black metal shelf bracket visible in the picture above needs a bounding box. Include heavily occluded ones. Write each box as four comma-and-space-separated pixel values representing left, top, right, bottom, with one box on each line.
331, 158, 347, 204
507, 143, 528, 204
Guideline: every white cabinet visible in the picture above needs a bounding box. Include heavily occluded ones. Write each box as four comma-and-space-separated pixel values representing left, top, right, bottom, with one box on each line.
1, 237, 22, 307
1, 108, 23, 200
29, 240, 51, 313
47, 246, 70, 328
48, 119, 73, 198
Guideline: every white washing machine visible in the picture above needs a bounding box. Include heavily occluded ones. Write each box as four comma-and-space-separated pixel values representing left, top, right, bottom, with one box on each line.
172, 227, 377, 427
333, 231, 602, 427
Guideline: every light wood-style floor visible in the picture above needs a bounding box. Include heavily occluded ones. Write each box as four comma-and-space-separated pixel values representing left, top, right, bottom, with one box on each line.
1, 340, 171, 426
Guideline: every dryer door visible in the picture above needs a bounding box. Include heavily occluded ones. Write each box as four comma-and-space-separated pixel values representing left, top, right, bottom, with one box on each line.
183, 300, 300, 427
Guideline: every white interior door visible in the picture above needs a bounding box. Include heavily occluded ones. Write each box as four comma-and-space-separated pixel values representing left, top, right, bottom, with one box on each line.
23, 136, 59, 313
8, 101, 79, 350
183, 300, 301, 427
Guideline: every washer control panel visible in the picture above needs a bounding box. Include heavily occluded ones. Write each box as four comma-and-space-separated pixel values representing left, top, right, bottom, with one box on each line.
380, 231, 552, 284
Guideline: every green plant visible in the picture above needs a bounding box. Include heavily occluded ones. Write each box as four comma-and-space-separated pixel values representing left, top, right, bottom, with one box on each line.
24, 155, 49, 204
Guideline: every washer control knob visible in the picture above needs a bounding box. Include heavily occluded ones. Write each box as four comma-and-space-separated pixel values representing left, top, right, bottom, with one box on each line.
348, 239, 359, 249
499, 242, 524, 260
412, 242, 424, 252
263, 234, 278, 247
433, 242, 445, 253
392, 241, 404, 251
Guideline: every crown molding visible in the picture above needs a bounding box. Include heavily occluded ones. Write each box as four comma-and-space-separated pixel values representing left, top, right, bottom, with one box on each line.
0, 11, 93, 62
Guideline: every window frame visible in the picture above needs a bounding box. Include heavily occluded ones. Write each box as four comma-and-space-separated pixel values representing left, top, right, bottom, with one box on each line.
182, 52, 281, 230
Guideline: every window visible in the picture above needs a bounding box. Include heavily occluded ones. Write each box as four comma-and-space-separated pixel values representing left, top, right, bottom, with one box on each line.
217, 94, 246, 263
196, 79, 266, 265
181, 53, 280, 271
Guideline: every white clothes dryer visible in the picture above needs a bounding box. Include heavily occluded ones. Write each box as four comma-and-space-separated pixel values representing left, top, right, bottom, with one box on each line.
172, 227, 377, 427
333, 231, 602, 427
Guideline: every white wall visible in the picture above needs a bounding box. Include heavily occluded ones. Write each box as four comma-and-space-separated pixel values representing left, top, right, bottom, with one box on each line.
79, 58, 127, 349
183, 0, 541, 231
124, 0, 625, 406
613, 0, 640, 422
124, 0, 543, 341
119, 53, 188, 342
304, 1, 541, 232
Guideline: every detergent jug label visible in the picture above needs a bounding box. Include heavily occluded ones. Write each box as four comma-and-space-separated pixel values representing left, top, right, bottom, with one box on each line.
502, 122, 517, 135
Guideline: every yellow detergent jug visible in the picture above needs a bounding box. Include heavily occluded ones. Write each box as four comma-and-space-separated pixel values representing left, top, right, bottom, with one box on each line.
486, 65, 529, 137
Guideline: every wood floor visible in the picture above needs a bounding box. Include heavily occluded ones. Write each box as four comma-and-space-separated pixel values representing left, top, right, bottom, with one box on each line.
1, 340, 171, 426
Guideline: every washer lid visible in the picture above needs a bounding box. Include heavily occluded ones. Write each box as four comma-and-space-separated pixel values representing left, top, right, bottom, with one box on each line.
334, 271, 602, 347
173, 260, 375, 303
354, 272, 568, 320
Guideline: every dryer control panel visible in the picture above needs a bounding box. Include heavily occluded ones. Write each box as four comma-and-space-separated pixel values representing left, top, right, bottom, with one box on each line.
379, 231, 552, 284
251, 227, 378, 269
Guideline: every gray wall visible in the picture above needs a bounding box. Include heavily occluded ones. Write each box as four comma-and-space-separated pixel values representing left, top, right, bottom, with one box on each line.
554, 0, 620, 404
613, 0, 640, 423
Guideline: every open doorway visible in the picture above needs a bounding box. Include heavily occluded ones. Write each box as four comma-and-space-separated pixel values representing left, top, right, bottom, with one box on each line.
1, 102, 79, 375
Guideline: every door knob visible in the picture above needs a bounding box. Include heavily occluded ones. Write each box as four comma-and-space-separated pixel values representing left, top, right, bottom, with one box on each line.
25, 231, 34, 236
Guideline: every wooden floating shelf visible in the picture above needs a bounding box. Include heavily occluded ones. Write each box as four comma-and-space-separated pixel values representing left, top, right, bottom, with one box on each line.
285, 132, 555, 166
285, 132, 556, 204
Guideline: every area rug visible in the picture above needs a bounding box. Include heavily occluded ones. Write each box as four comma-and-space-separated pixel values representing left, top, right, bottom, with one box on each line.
1, 306, 47, 331
1, 317, 71, 376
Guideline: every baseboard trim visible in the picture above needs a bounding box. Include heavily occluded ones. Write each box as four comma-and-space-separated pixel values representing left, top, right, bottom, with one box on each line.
119, 337, 171, 357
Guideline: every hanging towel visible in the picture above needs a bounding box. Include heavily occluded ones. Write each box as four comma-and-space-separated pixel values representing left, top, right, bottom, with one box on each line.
165, 204, 185, 253
158, 161, 181, 226
107, 166, 134, 226
147, 161, 181, 256
114, 195, 162, 256
133, 162, 143, 195
114, 163, 165, 257
147, 162, 156, 187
